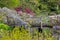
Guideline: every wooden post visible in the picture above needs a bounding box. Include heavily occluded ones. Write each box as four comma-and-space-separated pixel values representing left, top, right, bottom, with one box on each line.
40, 17, 42, 29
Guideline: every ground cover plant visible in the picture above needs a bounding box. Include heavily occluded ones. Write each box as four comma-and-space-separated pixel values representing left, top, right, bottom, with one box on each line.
0, 25, 58, 40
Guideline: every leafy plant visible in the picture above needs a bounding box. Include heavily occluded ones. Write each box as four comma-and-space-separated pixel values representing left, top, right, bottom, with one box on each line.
0, 23, 12, 30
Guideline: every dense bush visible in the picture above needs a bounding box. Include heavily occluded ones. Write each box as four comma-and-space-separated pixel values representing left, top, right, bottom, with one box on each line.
0, 0, 60, 15
19, 0, 60, 15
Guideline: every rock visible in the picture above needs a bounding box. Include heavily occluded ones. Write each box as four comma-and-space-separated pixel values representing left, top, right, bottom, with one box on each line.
53, 26, 60, 29
0, 7, 28, 27
49, 14, 60, 25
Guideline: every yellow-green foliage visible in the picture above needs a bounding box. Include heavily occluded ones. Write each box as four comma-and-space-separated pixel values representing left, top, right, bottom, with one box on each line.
0, 26, 32, 40
0, 0, 20, 8
0, 26, 58, 40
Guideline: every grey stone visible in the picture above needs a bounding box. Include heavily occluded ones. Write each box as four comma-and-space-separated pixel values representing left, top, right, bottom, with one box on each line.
0, 7, 28, 27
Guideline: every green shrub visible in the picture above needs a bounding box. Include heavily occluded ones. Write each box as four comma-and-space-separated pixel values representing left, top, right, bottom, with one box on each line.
0, 23, 12, 30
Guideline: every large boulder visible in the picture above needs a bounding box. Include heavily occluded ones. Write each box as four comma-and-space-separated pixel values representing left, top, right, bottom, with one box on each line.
0, 7, 28, 27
